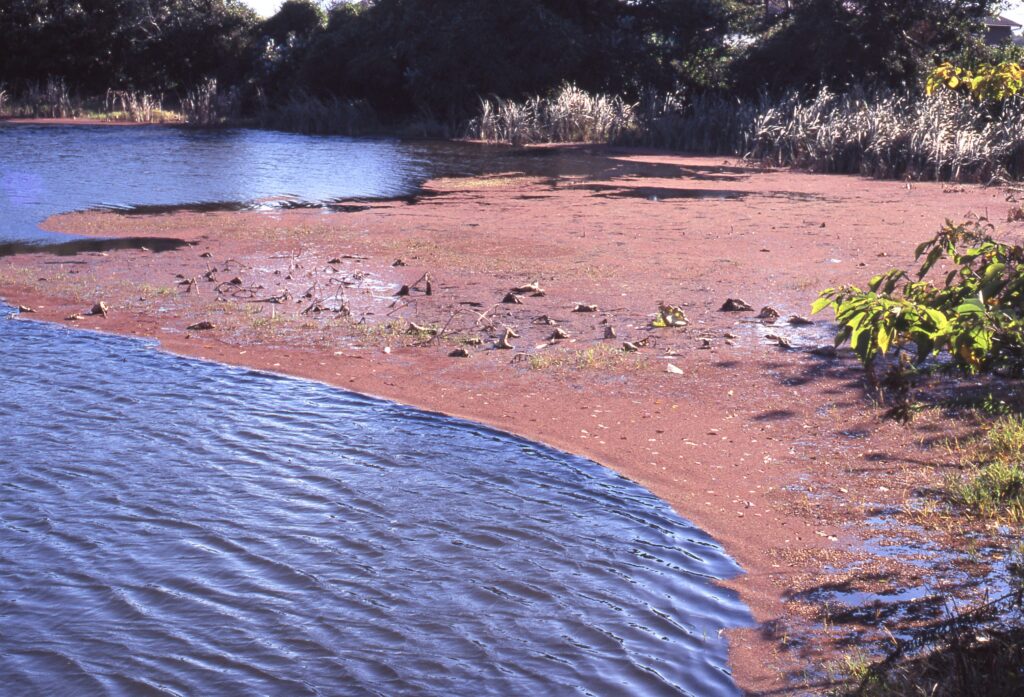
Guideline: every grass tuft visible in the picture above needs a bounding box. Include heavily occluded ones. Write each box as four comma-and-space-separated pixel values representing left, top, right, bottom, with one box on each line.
947, 416, 1024, 523
527, 343, 645, 371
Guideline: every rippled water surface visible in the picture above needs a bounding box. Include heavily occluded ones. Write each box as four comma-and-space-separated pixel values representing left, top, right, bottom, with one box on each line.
1, 125, 751, 694
0, 310, 750, 695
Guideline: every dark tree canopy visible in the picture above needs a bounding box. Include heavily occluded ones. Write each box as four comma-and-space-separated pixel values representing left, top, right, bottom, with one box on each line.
301, 0, 737, 116
260, 0, 324, 43
732, 0, 998, 93
251, 0, 327, 98
0, 0, 258, 93
0, 0, 1007, 115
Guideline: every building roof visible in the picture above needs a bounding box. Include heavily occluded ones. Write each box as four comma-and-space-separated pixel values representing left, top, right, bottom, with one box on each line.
985, 15, 1022, 29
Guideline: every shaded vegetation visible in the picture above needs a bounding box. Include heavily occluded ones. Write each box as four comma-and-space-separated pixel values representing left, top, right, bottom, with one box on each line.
299, 0, 739, 118
255, 93, 378, 135
732, 0, 994, 94
0, 0, 1003, 128
0, 0, 258, 95
834, 585, 1024, 696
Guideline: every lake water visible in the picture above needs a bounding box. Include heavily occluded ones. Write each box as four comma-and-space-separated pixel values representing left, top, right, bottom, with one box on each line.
0, 124, 752, 695
0, 125, 428, 247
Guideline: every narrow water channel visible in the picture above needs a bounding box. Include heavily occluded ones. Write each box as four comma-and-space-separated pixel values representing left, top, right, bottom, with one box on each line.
0, 124, 752, 695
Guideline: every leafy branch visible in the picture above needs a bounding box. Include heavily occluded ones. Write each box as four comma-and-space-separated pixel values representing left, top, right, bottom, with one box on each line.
813, 220, 1024, 375
926, 61, 1024, 104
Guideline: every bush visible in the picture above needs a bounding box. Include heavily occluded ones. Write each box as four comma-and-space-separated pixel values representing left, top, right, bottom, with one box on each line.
814, 220, 1024, 375
927, 62, 1024, 104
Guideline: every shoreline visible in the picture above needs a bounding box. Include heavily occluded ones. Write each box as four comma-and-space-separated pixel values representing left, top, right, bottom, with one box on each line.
2, 148, 1018, 693
0, 281, 795, 689
0, 116, 181, 127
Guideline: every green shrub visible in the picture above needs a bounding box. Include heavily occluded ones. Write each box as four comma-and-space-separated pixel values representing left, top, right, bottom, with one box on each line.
814, 220, 1024, 374
927, 62, 1024, 104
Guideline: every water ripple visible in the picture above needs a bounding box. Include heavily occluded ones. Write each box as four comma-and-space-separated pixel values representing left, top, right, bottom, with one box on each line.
0, 308, 750, 696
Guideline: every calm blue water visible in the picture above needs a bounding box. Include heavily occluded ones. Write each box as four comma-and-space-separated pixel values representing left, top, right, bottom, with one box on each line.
0, 125, 752, 695
0, 125, 429, 245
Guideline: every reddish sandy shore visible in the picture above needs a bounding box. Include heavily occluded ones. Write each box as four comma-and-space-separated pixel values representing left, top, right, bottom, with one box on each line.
1, 148, 1016, 693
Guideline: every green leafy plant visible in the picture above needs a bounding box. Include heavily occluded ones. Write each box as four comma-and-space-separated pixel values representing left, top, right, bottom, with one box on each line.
926, 61, 1024, 103
813, 220, 1024, 375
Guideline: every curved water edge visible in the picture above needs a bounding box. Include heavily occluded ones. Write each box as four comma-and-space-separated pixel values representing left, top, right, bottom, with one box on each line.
0, 305, 752, 695
1, 124, 755, 693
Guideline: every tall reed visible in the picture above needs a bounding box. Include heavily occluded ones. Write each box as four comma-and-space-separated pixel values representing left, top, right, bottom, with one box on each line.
0, 78, 77, 118
470, 84, 639, 145
181, 79, 240, 126
471, 83, 1024, 183
104, 89, 165, 122
743, 88, 1024, 182
630, 91, 764, 154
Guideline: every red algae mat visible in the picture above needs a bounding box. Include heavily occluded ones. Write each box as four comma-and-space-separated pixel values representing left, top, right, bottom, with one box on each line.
3, 149, 1019, 693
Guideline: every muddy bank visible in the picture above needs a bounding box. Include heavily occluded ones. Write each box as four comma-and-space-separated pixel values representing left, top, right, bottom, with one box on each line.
2, 149, 1018, 693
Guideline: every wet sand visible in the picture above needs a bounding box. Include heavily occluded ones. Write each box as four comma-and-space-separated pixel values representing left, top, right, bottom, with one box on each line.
2, 147, 1017, 693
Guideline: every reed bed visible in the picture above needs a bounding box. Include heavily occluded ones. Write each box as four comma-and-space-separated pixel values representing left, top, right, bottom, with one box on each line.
744, 88, 1024, 182
0, 78, 75, 118
104, 89, 164, 122
471, 84, 1024, 183
470, 84, 639, 145
181, 79, 230, 126
631, 92, 761, 155
0, 79, 176, 122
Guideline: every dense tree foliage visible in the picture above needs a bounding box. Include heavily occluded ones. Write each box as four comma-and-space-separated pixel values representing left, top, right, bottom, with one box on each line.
732, 0, 998, 93
0, 0, 1009, 116
0, 0, 258, 93
301, 0, 738, 116
261, 0, 324, 44
252, 0, 326, 97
